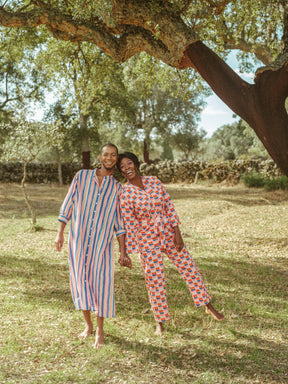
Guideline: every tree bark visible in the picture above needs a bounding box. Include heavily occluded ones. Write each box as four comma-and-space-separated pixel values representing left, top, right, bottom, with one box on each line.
79, 112, 91, 169
21, 162, 37, 226
182, 41, 288, 176
55, 146, 63, 186
82, 151, 91, 170
143, 139, 150, 164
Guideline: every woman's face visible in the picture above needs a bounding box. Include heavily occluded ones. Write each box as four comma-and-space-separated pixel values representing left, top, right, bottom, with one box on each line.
119, 157, 138, 181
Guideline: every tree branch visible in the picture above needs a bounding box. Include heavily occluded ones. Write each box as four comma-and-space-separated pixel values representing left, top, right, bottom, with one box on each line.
180, 0, 193, 15
0, 1, 199, 67
207, 0, 231, 16
182, 41, 256, 125
215, 18, 273, 65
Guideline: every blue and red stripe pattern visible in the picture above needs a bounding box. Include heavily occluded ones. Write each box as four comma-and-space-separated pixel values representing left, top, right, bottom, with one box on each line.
59, 169, 125, 318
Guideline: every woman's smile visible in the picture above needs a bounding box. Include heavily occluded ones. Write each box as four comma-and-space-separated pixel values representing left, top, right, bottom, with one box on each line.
120, 158, 138, 180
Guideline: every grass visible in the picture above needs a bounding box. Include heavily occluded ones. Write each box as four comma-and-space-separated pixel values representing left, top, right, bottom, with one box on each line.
1, 182, 288, 384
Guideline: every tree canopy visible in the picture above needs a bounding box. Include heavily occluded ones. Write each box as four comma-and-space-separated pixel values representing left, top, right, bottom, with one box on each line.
0, 25, 46, 118
1, 1, 288, 173
203, 119, 269, 161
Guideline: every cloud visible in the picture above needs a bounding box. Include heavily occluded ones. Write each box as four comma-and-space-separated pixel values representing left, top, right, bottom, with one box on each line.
202, 105, 230, 116
235, 69, 254, 82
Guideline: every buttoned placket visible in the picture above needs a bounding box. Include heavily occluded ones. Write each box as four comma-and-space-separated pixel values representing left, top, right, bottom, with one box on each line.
83, 176, 103, 308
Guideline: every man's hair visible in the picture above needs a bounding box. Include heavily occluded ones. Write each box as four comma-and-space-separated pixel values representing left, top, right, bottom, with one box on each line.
100, 143, 118, 155
117, 152, 140, 171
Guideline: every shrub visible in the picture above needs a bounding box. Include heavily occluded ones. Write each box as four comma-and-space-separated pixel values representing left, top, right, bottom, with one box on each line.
241, 172, 288, 191
264, 175, 288, 191
241, 172, 267, 188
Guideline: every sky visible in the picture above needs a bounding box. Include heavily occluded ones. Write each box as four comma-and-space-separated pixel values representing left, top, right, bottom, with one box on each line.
199, 52, 255, 137
199, 94, 236, 137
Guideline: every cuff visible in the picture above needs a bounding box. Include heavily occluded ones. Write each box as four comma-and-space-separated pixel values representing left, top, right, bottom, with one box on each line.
116, 229, 126, 237
58, 215, 69, 225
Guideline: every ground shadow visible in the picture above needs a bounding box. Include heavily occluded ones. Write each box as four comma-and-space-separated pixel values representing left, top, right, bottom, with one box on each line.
104, 330, 288, 383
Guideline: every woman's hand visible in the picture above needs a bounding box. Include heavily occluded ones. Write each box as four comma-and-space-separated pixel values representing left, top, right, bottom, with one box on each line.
173, 226, 184, 252
119, 253, 132, 269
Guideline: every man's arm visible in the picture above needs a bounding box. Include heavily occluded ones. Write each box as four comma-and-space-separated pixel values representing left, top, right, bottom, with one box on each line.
55, 221, 66, 252
117, 234, 132, 269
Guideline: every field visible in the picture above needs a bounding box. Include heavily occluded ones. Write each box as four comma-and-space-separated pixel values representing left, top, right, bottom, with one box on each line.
1, 182, 288, 384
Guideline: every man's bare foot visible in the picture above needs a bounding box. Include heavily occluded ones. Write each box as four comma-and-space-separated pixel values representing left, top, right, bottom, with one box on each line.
205, 303, 225, 321
78, 324, 93, 339
94, 327, 105, 349
155, 322, 164, 336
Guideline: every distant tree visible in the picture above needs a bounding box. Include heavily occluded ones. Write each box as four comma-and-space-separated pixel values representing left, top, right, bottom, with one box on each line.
204, 119, 269, 161
172, 126, 206, 160
42, 101, 77, 185
0, 27, 48, 153
36, 39, 126, 168
110, 54, 207, 163
1, 119, 62, 229
0, 26, 47, 116
160, 138, 174, 161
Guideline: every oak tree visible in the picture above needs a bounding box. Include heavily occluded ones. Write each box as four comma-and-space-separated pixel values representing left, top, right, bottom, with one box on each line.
1, 1, 288, 173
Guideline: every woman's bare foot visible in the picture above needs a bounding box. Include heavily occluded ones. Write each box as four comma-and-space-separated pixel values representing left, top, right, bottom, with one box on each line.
94, 327, 105, 349
205, 302, 225, 321
155, 322, 164, 336
78, 324, 93, 339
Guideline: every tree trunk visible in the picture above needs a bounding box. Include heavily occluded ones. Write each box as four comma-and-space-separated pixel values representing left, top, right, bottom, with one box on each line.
143, 139, 150, 164
21, 162, 37, 226
82, 151, 91, 170
79, 112, 91, 169
182, 41, 288, 176
55, 146, 63, 186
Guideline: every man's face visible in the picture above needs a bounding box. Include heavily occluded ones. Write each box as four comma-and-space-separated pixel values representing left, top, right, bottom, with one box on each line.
99, 145, 118, 171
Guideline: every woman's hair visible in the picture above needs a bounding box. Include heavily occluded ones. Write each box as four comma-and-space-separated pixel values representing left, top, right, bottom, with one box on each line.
117, 152, 140, 171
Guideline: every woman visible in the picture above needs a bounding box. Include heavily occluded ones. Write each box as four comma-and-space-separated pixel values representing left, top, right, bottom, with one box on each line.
117, 152, 224, 335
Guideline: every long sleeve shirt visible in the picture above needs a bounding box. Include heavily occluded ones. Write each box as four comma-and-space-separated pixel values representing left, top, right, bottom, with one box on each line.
119, 176, 180, 254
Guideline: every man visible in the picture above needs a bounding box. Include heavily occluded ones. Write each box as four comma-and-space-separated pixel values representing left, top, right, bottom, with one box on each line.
55, 143, 131, 348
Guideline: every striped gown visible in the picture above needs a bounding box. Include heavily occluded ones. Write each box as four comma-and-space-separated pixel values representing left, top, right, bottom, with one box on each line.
58, 169, 125, 318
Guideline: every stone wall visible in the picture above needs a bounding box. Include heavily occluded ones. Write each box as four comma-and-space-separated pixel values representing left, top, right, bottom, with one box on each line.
0, 162, 82, 184
139, 159, 283, 184
0, 159, 283, 185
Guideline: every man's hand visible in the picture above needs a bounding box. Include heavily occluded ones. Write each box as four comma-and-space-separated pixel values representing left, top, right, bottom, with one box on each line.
173, 226, 184, 252
55, 232, 64, 252
118, 253, 132, 269
55, 221, 66, 252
